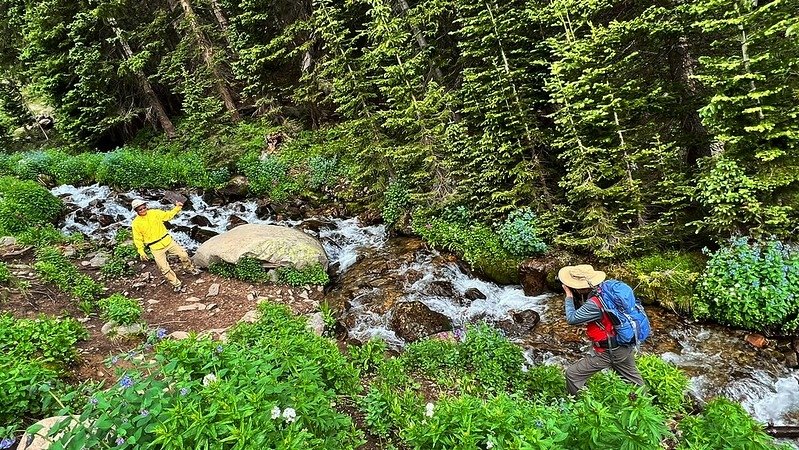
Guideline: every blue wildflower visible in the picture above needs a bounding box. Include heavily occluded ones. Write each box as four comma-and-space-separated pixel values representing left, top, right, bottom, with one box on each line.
180, 387, 189, 396
156, 328, 167, 339
0, 438, 16, 449
118, 375, 133, 389
215, 345, 224, 354
116, 436, 125, 446
111, 356, 119, 364
90, 397, 99, 405
140, 409, 149, 417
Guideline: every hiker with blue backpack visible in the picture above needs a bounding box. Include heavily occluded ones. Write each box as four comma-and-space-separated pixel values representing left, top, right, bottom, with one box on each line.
558, 264, 651, 395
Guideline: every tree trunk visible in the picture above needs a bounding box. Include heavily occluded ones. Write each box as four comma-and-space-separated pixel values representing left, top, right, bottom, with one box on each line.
109, 18, 176, 138
396, 0, 445, 83
177, 0, 240, 121
670, 36, 712, 165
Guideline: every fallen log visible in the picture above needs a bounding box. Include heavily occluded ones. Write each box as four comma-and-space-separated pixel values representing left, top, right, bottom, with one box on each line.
764, 425, 799, 438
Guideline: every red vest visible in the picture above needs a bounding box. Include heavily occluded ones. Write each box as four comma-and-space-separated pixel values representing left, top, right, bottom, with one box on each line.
585, 296, 615, 352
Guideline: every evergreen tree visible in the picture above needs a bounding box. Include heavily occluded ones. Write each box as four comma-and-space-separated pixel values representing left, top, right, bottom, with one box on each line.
692, 0, 799, 238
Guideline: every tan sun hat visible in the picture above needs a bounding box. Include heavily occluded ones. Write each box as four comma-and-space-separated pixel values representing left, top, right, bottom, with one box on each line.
558, 264, 606, 289
131, 199, 147, 211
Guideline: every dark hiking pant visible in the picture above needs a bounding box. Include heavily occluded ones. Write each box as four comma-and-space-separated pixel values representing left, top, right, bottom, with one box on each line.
565, 345, 644, 395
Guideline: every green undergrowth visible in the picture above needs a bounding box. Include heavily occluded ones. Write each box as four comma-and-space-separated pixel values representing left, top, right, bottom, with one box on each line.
0, 314, 89, 433
0, 304, 786, 449
0, 176, 62, 235
209, 257, 329, 286
34, 246, 104, 314
611, 251, 705, 314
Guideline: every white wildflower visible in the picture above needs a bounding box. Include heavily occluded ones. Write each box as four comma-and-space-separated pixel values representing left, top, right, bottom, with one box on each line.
202, 373, 218, 386
282, 407, 297, 423
271, 406, 281, 420
486, 440, 495, 449
425, 402, 434, 418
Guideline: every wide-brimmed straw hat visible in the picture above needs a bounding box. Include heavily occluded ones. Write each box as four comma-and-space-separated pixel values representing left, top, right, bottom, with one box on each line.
558, 264, 606, 289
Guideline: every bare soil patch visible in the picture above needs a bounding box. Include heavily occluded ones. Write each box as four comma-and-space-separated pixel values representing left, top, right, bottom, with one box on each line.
1, 247, 324, 385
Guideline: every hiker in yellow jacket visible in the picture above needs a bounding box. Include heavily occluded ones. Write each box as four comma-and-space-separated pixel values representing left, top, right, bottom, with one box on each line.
131, 199, 200, 293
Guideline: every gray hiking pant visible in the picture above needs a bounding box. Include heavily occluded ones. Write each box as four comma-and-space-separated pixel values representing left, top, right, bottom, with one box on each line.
565, 345, 644, 395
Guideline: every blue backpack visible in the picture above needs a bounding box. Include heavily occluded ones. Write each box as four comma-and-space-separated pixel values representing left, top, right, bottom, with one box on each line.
595, 280, 651, 346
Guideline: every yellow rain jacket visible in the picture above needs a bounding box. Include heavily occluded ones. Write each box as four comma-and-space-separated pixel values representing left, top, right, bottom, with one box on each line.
132, 206, 181, 257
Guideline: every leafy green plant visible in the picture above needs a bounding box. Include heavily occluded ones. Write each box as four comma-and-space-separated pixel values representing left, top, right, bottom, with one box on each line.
0, 355, 64, 431
694, 237, 799, 334
459, 323, 525, 394
307, 155, 339, 190
276, 264, 329, 286
498, 207, 547, 257
382, 182, 410, 227
612, 251, 704, 313
0, 313, 88, 366
34, 246, 104, 306
98, 294, 143, 325
637, 354, 690, 416
237, 153, 297, 201
0, 262, 9, 284
14, 224, 69, 247
411, 210, 520, 284
677, 397, 788, 450
51, 301, 366, 449
0, 176, 62, 235
348, 339, 387, 375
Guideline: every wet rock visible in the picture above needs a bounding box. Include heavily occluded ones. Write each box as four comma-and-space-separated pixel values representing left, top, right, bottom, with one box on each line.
784, 351, 799, 368
390, 301, 452, 343
297, 219, 335, 235
163, 191, 188, 207
226, 215, 248, 230
255, 200, 273, 220
217, 175, 249, 199
464, 288, 487, 301
191, 215, 213, 227
792, 338, 799, 354
495, 309, 540, 338
746, 333, 769, 349
518, 257, 562, 296
193, 227, 219, 243
96, 214, 114, 227
428, 280, 456, 298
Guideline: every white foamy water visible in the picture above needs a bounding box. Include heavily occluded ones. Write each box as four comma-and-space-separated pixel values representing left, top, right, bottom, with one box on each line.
51, 185, 386, 273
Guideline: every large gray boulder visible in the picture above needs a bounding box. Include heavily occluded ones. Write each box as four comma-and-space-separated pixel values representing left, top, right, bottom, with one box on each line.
193, 224, 328, 269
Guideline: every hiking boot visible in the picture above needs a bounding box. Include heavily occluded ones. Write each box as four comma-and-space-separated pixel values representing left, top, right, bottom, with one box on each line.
172, 284, 186, 293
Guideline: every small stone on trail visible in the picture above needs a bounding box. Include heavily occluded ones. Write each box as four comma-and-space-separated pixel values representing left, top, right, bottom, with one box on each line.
168, 331, 190, 340
239, 310, 259, 323
207, 283, 220, 297
206, 303, 218, 311
195, 278, 206, 284
184, 296, 201, 303
177, 303, 206, 312
147, 299, 159, 304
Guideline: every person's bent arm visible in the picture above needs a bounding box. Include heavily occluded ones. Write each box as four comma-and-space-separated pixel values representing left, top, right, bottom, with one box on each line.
564, 296, 602, 325
161, 203, 182, 222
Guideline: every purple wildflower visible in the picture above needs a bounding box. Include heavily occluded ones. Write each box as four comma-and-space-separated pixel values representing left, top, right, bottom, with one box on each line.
90, 397, 99, 405
118, 375, 133, 389
0, 438, 16, 449
140, 409, 149, 417
180, 387, 189, 396
115, 436, 125, 446
111, 356, 119, 364
215, 345, 223, 354
156, 328, 167, 339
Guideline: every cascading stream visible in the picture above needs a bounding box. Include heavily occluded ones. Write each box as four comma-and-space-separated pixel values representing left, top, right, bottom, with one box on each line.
51, 184, 799, 428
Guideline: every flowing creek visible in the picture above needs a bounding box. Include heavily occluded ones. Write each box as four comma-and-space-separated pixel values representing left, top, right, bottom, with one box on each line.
52, 184, 799, 431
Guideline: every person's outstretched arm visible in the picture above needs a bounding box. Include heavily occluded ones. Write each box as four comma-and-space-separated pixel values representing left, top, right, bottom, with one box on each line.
563, 285, 602, 325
